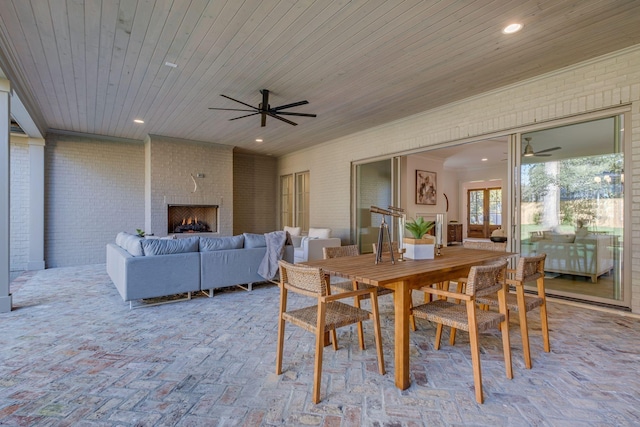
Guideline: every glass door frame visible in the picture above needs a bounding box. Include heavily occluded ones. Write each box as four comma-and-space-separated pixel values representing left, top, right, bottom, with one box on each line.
351, 156, 401, 254
511, 107, 631, 309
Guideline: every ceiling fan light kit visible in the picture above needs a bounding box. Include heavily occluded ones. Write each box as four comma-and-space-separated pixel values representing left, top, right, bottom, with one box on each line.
209, 89, 316, 127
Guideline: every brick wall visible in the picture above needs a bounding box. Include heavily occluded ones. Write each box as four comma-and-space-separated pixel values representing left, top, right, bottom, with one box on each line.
9, 137, 29, 271
233, 152, 277, 234
279, 46, 640, 312
44, 134, 144, 267
145, 135, 233, 236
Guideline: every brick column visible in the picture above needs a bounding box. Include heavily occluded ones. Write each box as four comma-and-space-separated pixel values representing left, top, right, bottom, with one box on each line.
28, 137, 45, 270
0, 78, 12, 312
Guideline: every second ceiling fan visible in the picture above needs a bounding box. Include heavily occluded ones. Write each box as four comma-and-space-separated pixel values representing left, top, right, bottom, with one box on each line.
522, 137, 561, 157
208, 89, 316, 127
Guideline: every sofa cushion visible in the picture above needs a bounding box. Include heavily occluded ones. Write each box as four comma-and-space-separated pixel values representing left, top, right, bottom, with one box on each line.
308, 227, 331, 239
199, 235, 244, 252
243, 233, 266, 248
141, 236, 199, 256
284, 226, 301, 237
115, 232, 144, 257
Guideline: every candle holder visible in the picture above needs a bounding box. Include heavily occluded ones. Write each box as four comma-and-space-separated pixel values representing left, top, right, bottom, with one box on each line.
435, 213, 444, 256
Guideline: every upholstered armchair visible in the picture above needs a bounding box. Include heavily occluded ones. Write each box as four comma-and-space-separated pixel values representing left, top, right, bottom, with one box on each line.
292, 227, 341, 263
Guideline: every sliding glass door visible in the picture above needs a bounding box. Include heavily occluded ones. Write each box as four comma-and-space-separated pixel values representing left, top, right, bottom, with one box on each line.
353, 158, 400, 254
518, 114, 628, 306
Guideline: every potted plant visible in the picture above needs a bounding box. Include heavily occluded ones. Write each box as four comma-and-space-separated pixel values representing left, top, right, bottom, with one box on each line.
403, 217, 436, 259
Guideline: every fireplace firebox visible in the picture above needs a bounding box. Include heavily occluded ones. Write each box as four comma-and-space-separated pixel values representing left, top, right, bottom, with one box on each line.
168, 205, 218, 234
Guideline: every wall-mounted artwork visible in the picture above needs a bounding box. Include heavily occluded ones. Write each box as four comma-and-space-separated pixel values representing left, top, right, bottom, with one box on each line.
416, 170, 436, 205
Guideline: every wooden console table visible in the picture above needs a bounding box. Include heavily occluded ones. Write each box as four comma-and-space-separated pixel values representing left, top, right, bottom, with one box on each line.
447, 223, 462, 245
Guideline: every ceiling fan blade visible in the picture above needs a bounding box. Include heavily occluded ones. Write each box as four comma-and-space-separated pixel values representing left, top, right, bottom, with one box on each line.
208, 107, 256, 112
261, 112, 267, 127
534, 153, 552, 157
274, 111, 317, 117
535, 146, 562, 154
273, 100, 309, 111
229, 112, 259, 121
266, 111, 297, 126
220, 94, 257, 110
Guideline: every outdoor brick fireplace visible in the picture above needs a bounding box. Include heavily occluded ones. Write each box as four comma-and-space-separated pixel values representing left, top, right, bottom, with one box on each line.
168, 204, 218, 234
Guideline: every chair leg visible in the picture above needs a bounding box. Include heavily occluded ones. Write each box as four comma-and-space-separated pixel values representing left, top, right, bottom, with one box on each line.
369, 292, 386, 375
410, 291, 417, 331
313, 302, 327, 404
498, 289, 513, 380
434, 323, 444, 350
466, 300, 483, 404
449, 281, 463, 346
353, 284, 365, 350
540, 302, 551, 353
276, 288, 287, 375
538, 277, 551, 353
331, 330, 339, 351
516, 288, 532, 369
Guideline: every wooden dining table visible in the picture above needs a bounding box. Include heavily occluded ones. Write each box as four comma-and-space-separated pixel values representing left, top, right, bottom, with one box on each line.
304, 245, 512, 390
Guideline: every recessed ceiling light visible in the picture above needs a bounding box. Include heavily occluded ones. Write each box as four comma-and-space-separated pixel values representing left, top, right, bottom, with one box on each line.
502, 23, 523, 34
255, 138, 263, 143
481, 158, 488, 162
133, 119, 144, 124
164, 61, 177, 68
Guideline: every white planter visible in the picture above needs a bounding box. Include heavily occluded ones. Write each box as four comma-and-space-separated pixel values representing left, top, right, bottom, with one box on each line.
403, 237, 435, 260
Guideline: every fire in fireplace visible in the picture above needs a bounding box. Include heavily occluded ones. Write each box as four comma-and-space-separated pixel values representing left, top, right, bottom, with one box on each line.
168, 205, 218, 234
174, 217, 210, 233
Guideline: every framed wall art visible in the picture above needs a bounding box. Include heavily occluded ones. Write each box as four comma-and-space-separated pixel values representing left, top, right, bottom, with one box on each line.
416, 170, 436, 205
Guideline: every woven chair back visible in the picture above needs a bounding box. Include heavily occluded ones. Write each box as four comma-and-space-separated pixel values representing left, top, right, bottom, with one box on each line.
372, 241, 399, 255
463, 240, 507, 251
278, 260, 327, 296
465, 260, 507, 297
324, 245, 359, 259
514, 253, 546, 283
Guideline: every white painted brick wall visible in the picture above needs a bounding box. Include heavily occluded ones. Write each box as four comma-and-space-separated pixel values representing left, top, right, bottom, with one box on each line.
279, 46, 640, 313
45, 134, 145, 267
9, 137, 29, 271
233, 153, 277, 234
146, 135, 234, 236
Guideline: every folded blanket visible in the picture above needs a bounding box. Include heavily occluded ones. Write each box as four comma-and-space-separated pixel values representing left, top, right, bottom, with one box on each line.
258, 230, 290, 280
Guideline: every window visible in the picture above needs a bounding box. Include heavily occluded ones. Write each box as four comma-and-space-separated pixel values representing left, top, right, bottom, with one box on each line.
295, 171, 310, 232
280, 175, 293, 227
280, 171, 310, 231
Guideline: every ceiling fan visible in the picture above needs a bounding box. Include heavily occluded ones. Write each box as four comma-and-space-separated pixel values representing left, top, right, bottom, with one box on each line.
208, 89, 316, 127
522, 137, 561, 157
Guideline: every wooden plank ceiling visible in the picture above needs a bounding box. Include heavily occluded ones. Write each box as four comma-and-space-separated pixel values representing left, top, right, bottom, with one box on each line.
0, 0, 639, 156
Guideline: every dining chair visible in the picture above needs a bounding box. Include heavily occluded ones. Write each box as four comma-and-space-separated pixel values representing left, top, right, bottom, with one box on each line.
449, 240, 509, 344
411, 260, 512, 404
275, 260, 385, 404
323, 245, 394, 348
475, 253, 550, 369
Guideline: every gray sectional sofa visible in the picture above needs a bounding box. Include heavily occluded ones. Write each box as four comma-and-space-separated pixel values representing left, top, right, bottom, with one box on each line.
106, 232, 293, 308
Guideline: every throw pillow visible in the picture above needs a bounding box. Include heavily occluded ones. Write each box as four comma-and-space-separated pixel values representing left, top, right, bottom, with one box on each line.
308, 227, 331, 239
141, 236, 199, 256
243, 233, 267, 248
284, 226, 301, 237
199, 235, 244, 251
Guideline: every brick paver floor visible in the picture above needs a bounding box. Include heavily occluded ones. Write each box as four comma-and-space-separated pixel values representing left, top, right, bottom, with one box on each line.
1, 264, 639, 426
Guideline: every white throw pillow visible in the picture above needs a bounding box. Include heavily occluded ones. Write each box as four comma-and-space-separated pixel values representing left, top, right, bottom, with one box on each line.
308, 228, 331, 239
284, 226, 301, 237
